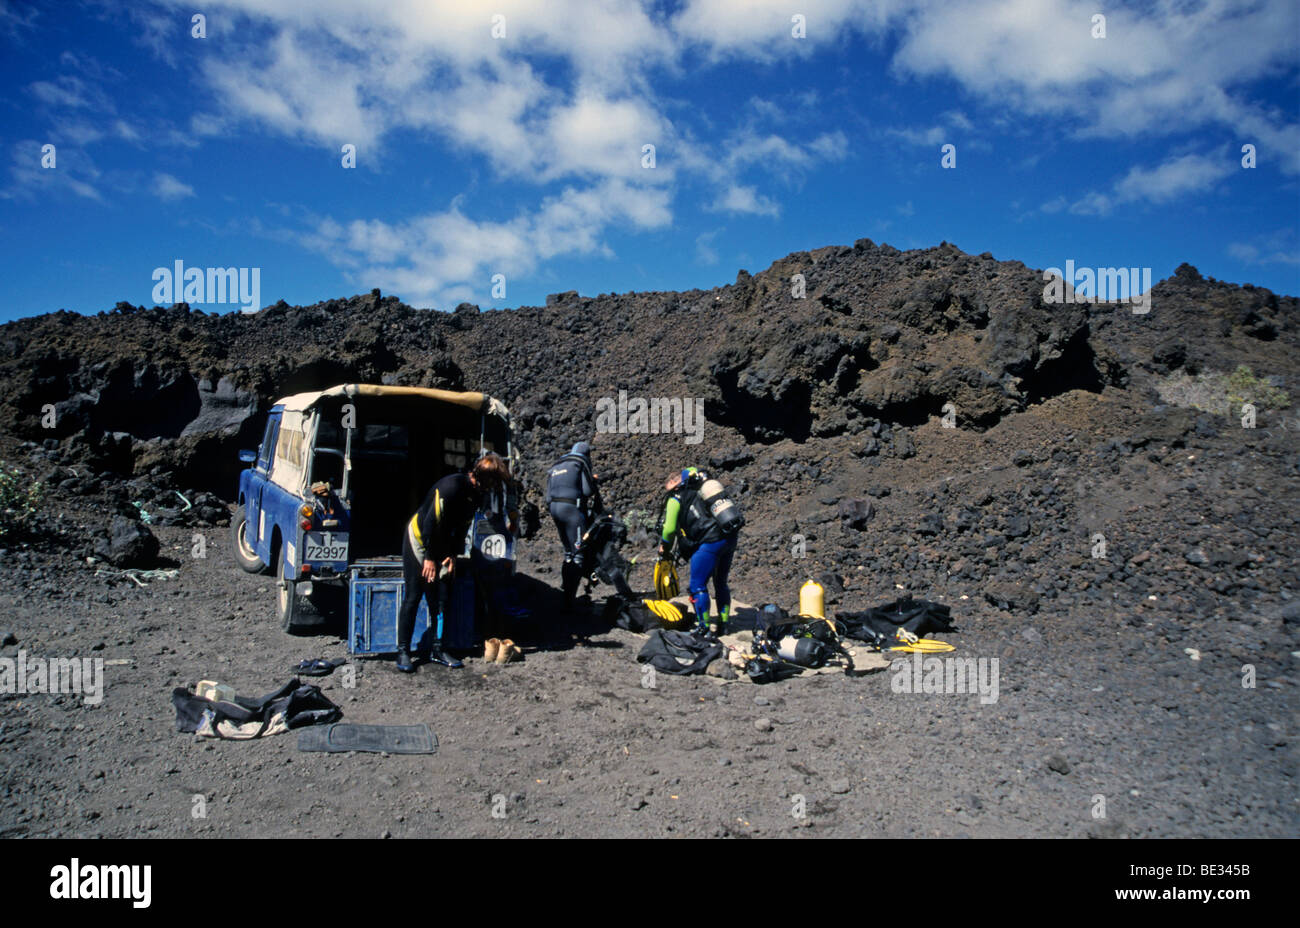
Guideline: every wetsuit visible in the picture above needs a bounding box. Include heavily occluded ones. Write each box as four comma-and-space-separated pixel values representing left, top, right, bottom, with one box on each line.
661, 477, 737, 632
547, 449, 603, 606
398, 472, 482, 655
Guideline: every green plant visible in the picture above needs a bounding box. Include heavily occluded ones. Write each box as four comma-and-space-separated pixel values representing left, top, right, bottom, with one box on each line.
1224, 364, 1289, 410
621, 507, 662, 538
1156, 365, 1290, 417
0, 462, 44, 539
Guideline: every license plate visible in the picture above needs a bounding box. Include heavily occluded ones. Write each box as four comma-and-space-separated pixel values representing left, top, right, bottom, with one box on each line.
303, 532, 348, 562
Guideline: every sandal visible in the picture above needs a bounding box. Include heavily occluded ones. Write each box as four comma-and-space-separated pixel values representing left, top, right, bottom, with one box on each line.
294, 658, 346, 677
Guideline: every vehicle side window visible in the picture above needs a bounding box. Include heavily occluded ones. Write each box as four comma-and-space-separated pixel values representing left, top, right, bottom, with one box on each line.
275, 426, 306, 470
315, 417, 342, 449
358, 423, 408, 450
258, 414, 280, 472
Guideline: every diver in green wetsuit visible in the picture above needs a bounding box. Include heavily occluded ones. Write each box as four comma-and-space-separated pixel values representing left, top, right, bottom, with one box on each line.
658, 468, 740, 636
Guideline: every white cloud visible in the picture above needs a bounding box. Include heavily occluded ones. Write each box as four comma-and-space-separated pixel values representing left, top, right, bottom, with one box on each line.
542, 94, 675, 182
1064, 152, 1234, 216
891, 0, 1300, 173
200, 30, 387, 148
301, 179, 672, 307
0, 0, 40, 36
152, 172, 194, 200
887, 125, 947, 147
1228, 230, 1300, 267
55, 122, 106, 146
1112, 154, 1234, 204
136, 0, 854, 296
709, 184, 780, 216
85, 0, 1293, 300
672, 0, 888, 60
1040, 195, 1067, 214
808, 132, 849, 160
724, 130, 845, 171
885, 108, 984, 151
942, 110, 973, 131
695, 229, 723, 265
111, 2, 183, 67
0, 141, 102, 202
29, 77, 93, 109
676, 0, 1300, 174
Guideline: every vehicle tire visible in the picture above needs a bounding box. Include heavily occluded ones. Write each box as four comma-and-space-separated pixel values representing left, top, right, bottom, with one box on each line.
231, 504, 266, 573
276, 552, 309, 633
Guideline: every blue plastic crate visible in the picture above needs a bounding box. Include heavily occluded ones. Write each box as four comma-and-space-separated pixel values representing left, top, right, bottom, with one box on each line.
347, 558, 476, 655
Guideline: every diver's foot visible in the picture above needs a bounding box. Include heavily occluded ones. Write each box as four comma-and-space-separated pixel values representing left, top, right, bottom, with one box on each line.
427, 645, 464, 669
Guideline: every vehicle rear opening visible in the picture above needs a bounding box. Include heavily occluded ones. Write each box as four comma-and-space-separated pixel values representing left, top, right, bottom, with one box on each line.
308, 392, 510, 560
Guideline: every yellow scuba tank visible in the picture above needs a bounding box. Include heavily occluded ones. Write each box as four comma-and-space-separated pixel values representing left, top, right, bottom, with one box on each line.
799, 579, 825, 619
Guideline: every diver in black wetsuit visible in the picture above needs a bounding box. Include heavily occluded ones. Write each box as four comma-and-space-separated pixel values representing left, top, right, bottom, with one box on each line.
396, 453, 509, 673
546, 441, 603, 609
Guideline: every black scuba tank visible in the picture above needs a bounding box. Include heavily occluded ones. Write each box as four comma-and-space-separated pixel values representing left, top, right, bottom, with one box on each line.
698, 478, 744, 535
776, 636, 830, 668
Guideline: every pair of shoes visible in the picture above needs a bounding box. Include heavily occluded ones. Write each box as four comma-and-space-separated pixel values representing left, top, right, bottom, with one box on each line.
395, 649, 416, 674
484, 638, 521, 664
426, 644, 464, 669
710, 621, 728, 638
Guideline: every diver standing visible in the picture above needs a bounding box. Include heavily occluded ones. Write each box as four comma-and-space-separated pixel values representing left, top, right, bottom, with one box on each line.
396, 453, 509, 673
546, 441, 604, 609
658, 467, 743, 636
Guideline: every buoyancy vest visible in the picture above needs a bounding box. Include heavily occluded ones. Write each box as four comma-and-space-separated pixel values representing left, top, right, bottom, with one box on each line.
546, 453, 596, 507
675, 473, 743, 548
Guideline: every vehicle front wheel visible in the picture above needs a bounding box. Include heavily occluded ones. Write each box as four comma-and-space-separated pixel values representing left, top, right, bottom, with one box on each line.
231, 504, 266, 574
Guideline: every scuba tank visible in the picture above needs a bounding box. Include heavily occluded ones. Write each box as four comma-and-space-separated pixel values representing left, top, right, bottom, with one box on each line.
698, 478, 744, 535
776, 636, 831, 668
799, 579, 825, 619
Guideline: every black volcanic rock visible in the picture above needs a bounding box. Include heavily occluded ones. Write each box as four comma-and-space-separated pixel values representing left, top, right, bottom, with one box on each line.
0, 239, 1294, 641
94, 515, 159, 568
838, 498, 875, 531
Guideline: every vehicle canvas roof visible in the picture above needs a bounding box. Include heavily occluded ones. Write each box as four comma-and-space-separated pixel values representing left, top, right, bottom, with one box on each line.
274, 384, 510, 421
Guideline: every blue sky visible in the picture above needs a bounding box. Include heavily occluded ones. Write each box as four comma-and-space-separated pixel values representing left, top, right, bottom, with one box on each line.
1, 0, 1297, 322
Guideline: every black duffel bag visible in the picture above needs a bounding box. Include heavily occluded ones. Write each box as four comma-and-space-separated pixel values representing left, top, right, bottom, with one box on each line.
836, 596, 955, 649
635, 628, 722, 675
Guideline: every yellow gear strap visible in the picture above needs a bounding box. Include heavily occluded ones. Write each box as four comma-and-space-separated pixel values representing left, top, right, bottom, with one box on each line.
410, 489, 443, 548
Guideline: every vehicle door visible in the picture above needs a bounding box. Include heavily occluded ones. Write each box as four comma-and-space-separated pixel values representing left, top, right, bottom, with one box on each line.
248, 409, 282, 564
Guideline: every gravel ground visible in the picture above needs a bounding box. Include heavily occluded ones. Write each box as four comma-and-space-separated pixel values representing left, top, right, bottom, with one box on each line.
2, 471, 1295, 838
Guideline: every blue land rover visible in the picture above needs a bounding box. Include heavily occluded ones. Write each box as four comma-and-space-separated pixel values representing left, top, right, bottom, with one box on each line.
232, 384, 516, 648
